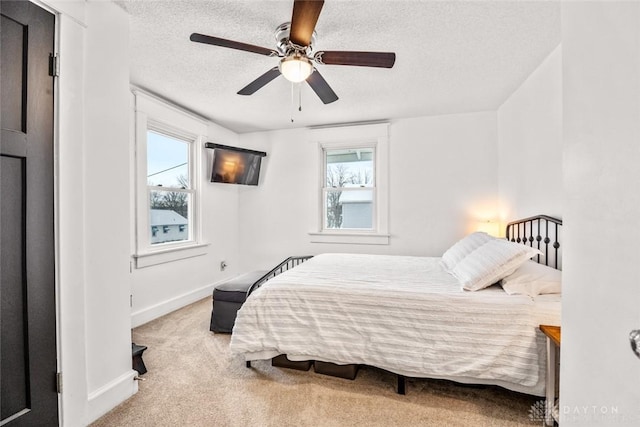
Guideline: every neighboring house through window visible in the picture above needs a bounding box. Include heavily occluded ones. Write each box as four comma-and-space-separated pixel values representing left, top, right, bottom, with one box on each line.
147, 128, 192, 244
324, 147, 375, 230
133, 90, 208, 267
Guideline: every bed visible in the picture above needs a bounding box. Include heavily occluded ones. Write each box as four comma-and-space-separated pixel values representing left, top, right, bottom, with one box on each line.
229, 215, 562, 397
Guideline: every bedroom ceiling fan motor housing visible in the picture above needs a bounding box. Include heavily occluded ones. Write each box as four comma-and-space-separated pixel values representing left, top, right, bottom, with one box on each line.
275, 22, 316, 83
275, 22, 316, 56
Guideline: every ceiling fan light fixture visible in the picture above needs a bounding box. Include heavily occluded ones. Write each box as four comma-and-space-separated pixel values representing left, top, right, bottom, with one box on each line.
279, 55, 313, 83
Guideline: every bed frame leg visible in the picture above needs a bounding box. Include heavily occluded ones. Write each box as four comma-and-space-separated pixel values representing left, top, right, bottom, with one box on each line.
397, 375, 406, 395
246, 360, 251, 368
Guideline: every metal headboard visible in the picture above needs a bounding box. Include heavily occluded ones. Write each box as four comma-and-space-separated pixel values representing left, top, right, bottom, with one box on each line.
505, 215, 563, 270
246, 255, 313, 297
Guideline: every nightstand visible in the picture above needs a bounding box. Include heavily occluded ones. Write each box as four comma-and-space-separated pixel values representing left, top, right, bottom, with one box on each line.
540, 325, 560, 426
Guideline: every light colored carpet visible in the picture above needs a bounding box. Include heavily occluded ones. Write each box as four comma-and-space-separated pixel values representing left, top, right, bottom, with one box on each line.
91, 297, 542, 427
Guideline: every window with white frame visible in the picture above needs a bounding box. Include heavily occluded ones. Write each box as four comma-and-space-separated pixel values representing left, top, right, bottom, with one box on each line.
146, 128, 193, 245
133, 90, 208, 267
310, 123, 389, 245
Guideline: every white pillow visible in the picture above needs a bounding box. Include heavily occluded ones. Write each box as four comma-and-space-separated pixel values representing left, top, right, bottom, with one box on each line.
440, 232, 495, 271
451, 239, 543, 291
500, 261, 562, 297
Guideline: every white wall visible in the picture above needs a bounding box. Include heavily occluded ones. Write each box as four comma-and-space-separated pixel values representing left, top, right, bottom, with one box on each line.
391, 113, 499, 254
82, 0, 134, 415
237, 112, 498, 271
56, 6, 89, 426
52, 1, 137, 425
498, 45, 562, 221
130, 119, 242, 327
561, 2, 640, 425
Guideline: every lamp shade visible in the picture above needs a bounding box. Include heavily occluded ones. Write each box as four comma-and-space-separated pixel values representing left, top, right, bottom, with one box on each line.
279, 55, 313, 83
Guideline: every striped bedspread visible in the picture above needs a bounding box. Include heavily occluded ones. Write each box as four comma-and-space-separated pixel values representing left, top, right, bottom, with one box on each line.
229, 253, 560, 396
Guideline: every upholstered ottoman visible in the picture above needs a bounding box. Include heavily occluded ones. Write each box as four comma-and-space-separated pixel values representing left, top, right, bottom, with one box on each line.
210, 271, 267, 333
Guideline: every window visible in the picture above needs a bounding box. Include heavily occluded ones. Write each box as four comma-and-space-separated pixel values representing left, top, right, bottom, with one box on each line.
147, 129, 192, 245
309, 124, 389, 245
133, 90, 208, 267
324, 147, 375, 230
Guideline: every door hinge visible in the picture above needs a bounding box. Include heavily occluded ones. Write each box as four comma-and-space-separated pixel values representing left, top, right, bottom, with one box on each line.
49, 53, 59, 77
56, 372, 62, 394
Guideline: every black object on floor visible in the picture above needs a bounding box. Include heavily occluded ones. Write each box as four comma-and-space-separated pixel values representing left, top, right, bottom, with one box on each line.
210, 271, 267, 333
132, 343, 148, 375
210, 257, 314, 333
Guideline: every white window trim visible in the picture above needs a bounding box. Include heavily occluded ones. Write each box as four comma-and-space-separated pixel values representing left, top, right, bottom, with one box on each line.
132, 90, 209, 267
309, 123, 390, 245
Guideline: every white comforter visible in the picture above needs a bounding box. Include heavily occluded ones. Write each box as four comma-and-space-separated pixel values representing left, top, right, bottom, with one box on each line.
229, 253, 560, 396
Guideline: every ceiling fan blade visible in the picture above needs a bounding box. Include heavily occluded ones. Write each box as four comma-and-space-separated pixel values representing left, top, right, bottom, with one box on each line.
315, 51, 396, 68
289, 0, 324, 47
306, 69, 338, 104
190, 33, 278, 57
237, 67, 281, 95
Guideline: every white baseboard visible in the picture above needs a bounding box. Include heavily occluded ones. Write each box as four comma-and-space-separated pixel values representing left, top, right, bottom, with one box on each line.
131, 282, 216, 328
87, 369, 138, 424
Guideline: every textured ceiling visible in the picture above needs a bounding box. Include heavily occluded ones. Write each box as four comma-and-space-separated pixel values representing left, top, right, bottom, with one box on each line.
118, 0, 561, 134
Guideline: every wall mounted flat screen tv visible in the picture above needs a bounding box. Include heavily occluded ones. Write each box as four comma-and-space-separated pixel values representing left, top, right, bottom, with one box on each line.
205, 143, 267, 186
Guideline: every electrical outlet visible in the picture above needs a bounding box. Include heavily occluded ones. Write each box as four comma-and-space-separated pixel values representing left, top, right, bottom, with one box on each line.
220, 260, 227, 271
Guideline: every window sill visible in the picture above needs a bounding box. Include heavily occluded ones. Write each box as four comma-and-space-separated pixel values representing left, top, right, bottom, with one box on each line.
133, 242, 209, 268
308, 232, 389, 245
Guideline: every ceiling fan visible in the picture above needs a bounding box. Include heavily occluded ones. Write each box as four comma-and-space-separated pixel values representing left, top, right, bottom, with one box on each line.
189, 0, 396, 104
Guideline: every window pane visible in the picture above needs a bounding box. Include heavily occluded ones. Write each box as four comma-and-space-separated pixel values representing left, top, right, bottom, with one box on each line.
147, 130, 189, 188
325, 148, 374, 188
149, 190, 190, 244
325, 189, 373, 230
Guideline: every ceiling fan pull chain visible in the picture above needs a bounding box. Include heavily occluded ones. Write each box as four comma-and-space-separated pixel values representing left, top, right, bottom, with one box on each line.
290, 82, 295, 122
299, 82, 302, 112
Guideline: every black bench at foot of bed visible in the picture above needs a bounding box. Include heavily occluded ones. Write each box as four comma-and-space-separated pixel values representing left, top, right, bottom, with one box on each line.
210, 271, 267, 333
210, 256, 314, 334
246, 357, 406, 394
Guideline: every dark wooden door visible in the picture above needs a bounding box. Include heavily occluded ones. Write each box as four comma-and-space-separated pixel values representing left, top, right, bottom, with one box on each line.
1, 1, 57, 425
